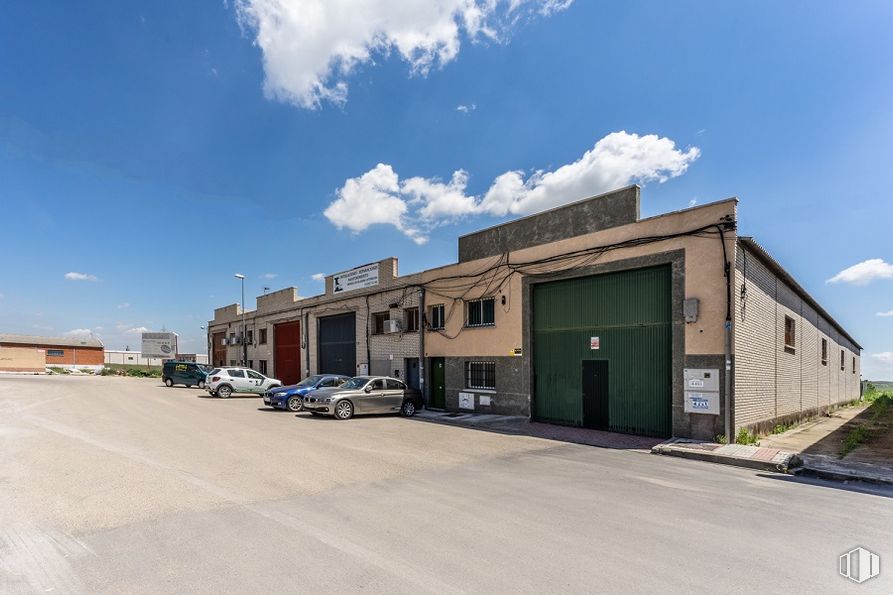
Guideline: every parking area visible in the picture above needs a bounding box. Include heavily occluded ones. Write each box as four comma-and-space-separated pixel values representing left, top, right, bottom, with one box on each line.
2, 375, 892, 594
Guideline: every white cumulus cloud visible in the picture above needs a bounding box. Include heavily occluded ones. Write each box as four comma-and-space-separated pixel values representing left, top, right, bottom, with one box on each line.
234, 0, 572, 109
117, 302, 130, 310
261, 273, 278, 280
64, 272, 97, 281
323, 163, 427, 244
323, 131, 699, 243
64, 329, 93, 337
456, 103, 476, 113
127, 327, 150, 334
873, 352, 893, 365
311, 273, 326, 282
827, 259, 893, 286
864, 352, 893, 380
877, 310, 893, 317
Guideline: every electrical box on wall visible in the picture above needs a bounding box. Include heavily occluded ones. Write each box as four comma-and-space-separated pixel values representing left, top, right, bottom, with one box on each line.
683, 298, 700, 323
683, 368, 720, 415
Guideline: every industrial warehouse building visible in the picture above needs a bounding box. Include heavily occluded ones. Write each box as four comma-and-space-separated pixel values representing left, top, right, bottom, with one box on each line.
0, 333, 105, 372
208, 186, 860, 440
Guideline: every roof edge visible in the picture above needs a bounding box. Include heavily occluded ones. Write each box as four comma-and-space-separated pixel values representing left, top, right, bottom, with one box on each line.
738, 237, 861, 350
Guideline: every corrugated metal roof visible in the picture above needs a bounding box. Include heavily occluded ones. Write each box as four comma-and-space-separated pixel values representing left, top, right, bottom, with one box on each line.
0, 333, 104, 348
738, 237, 861, 350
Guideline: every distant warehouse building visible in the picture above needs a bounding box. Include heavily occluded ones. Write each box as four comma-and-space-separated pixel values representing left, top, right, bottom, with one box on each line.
208, 186, 860, 440
0, 333, 105, 372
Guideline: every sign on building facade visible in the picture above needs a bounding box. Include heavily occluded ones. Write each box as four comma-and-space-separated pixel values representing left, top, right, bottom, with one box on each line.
333, 263, 379, 294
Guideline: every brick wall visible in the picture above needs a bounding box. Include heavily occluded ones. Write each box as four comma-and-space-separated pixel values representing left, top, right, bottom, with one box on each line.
734, 245, 860, 431
0, 343, 104, 366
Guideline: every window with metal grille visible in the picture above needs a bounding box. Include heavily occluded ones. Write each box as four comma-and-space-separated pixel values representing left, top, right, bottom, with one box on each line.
840, 350, 845, 371
404, 307, 419, 332
853, 356, 856, 374
372, 312, 389, 335
430, 304, 445, 329
466, 298, 495, 327
466, 361, 496, 390
247, 330, 254, 345
259, 328, 267, 344
784, 316, 795, 351
259, 359, 267, 375
47, 349, 64, 357
821, 338, 828, 366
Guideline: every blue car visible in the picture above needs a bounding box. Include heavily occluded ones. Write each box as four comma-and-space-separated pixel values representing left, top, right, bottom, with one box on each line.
263, 374, 351, 411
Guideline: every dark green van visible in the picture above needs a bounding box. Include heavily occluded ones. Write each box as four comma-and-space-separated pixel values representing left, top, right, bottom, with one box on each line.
162, 361, 210, 388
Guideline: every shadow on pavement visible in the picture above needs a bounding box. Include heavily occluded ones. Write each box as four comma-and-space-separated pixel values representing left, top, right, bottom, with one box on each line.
755, 473, 893, 499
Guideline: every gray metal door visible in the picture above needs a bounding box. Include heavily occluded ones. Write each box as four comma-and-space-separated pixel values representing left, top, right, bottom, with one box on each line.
318, 313, 356, 376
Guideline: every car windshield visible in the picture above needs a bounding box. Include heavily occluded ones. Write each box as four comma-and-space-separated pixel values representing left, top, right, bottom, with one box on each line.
297, 375, 325, 387
340, 377, 370, 390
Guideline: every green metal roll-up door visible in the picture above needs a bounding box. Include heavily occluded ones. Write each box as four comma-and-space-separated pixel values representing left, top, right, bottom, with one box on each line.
532, 265, 672, 437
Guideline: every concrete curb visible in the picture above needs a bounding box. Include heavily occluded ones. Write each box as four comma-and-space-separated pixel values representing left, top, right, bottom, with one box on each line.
789, 454, 893, 486
651, 442, 798, 473
791, 466, 893, 486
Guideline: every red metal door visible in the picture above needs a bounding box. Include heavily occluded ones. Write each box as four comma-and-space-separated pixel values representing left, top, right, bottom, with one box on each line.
212, 332, 226, 367
274, 321, 302, 385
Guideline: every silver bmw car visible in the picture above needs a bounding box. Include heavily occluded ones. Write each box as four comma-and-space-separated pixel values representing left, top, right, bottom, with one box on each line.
302, 375, 422, 420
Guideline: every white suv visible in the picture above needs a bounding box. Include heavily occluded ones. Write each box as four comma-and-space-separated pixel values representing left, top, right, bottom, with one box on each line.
206, 367, 281, 399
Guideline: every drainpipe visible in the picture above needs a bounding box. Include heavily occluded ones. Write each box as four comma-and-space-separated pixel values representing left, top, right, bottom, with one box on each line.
418, 287, 426, 408
304, 310, 310, 376
365, 295, 371, 376
717, 220, 734, 443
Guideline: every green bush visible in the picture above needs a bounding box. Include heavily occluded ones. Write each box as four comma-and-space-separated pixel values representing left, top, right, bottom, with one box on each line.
840, 425, 867, 458
124, 367, 161, 378
735, 427, 760, 445
771, 422, 794, 435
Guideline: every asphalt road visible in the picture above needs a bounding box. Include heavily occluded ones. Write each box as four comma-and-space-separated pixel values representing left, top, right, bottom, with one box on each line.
1, 375, 891, 594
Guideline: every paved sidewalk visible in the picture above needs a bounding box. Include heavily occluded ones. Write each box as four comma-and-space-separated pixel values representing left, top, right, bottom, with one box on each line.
414, 410, 662, 450
651, 439, 799, 473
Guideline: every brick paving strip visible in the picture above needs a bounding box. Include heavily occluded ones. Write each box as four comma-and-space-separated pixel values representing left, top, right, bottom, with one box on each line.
650, 439, 800, 473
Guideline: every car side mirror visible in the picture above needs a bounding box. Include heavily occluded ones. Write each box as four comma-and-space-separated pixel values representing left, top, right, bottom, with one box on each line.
364, 385, 373, 393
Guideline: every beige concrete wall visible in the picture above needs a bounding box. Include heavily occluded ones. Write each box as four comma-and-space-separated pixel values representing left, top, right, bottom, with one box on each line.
209, 200, 737, 379
0, 346, 46, 372
421, 199, 736, 358
210, 200, 738, 380
733, 245, 860, 430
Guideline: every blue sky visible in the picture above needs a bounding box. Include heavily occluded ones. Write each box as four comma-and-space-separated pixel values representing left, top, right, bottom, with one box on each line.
1, 1, 892, 376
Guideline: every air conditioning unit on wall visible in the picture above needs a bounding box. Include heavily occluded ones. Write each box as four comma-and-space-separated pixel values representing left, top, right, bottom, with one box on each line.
383, 320, 402, 334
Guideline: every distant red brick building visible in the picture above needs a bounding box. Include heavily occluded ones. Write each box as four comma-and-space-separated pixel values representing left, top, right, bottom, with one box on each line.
0, 333, 104, 368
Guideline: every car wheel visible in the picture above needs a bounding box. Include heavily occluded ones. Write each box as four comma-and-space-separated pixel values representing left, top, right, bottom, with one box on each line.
217, 384, 233, 399
287, 396, 303, 412
401, 400, 417, 417
334, 400, 353, 420
197, 379, 205, 389
164, 378, 173, 387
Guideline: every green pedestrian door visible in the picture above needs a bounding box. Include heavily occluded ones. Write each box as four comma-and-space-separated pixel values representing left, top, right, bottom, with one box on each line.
429, 357, 446, 409
532, 265, 672, 437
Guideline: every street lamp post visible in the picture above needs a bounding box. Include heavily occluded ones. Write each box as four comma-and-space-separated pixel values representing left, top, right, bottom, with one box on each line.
234, 273, 246, 367
200, 325, 208, 366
